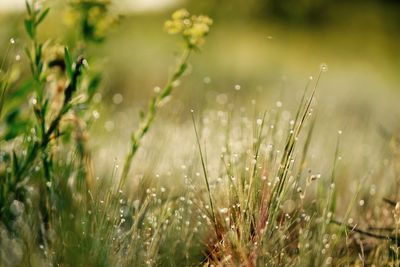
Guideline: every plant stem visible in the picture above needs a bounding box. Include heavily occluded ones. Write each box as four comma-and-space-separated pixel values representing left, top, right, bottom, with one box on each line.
119, 47, 191, 187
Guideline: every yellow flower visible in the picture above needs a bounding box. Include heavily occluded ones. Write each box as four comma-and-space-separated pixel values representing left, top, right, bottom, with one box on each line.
165, 9, 213, 48
164, 19, 184, 35
172, 8, 190, 20
69, 0, 117, 42
193, 15, 213, 27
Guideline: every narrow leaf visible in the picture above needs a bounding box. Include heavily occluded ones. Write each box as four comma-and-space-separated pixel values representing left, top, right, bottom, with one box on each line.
24, 19, 34, 39
64, 47, 73, 80
25, 1, 32, 15
87, 73, 101, 100
36, 8, 50, 26
12, 151, 19, 176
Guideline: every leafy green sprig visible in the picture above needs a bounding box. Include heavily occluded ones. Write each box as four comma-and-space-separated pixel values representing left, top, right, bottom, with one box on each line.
119, 9, 213, 186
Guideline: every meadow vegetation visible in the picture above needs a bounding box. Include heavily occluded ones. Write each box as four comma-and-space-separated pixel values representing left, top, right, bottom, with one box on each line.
1, 1, 400, 266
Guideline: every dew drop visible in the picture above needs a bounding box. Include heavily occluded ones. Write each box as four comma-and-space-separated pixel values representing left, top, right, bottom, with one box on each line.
112, 93, 123, 105
216, 94, 228, 105
369, 185, 376, 196
320, 63, 328, 72
92, 110, 100, 119
219, 208, 228, 214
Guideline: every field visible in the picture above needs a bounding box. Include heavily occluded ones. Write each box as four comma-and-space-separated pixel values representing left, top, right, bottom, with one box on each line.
1, 0, 400, 266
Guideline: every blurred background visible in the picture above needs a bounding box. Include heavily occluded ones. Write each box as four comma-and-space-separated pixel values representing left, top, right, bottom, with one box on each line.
1, 0, 400, 200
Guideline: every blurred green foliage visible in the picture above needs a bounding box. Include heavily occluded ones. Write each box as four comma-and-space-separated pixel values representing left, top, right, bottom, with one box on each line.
69, 0, 118, 43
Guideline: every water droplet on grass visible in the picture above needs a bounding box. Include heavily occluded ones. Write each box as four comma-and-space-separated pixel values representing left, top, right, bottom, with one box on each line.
92, 110, 100, 119
112, 93, 123, 105
219, 208, 228, 214
216, 94, 228, 105
82, 59, 89, 68
320, 63, 328, 72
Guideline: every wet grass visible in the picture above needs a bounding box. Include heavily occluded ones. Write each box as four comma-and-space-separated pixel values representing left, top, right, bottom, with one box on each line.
1, 1, 400, 266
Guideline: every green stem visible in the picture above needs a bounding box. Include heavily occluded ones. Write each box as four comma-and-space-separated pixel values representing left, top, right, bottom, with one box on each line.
16, 59, 84, 182
119, 47, 192, 187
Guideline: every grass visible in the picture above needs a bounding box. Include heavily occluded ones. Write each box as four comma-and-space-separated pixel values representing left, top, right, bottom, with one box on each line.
1, 1, 400, 266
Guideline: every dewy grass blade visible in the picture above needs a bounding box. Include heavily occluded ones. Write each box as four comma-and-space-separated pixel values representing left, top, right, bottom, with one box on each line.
191, 110, 218, 235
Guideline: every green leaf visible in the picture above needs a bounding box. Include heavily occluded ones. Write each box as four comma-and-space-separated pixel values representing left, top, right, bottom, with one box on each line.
36, 7, 50, 26
35, 44, 42, 66
12, 80, 36, 99
24, 19, 34, 39
87, 73, 101, 100
12, 151, 19, 176
5, 108, 19, 125
64, 47, 73, 80
160, 84, 172, 99
25, 1, 32, 15
0, 82, 8, 119
4, 121, 29, 141
42, 99, 49, 117
172, 62, 188, 81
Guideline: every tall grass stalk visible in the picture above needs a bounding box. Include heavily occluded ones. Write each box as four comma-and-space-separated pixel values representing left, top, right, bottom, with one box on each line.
191, 110, 218, 234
